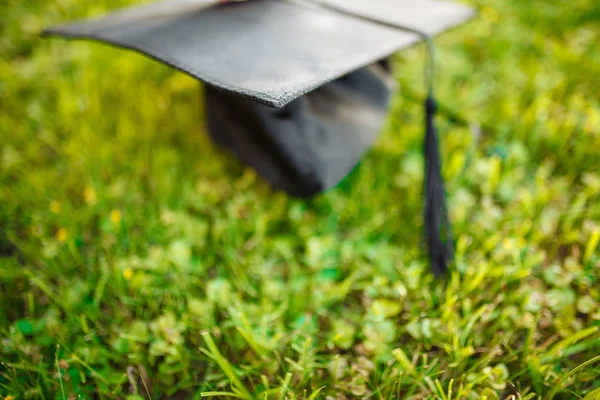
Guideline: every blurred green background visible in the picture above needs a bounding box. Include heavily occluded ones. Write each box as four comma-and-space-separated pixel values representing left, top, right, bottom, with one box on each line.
1, 0, 599, 398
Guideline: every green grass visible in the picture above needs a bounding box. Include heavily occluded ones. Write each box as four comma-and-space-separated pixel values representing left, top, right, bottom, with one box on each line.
1, 0, 599, 398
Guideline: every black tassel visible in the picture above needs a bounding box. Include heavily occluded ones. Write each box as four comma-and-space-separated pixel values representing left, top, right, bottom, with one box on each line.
424, 95, 453, 276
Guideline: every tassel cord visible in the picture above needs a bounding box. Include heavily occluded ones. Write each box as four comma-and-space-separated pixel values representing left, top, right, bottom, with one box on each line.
421, 34, 454, 275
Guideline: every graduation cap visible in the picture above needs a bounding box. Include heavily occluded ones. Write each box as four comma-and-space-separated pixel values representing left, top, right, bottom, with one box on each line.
44, 0, 476, 275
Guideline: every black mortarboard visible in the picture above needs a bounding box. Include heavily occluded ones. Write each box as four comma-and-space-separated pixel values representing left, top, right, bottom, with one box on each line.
44, 0, 475, 275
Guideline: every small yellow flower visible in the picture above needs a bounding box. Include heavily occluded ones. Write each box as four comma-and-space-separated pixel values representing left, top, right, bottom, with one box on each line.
84, 187, 97, 205
5, 395, 16, 400
585, 106, 600, 134
56, 228, 68, 243
481, 6, 499, 24
123, 267, 134, 281
50, 200, 61, 214
110, 209, 122, 224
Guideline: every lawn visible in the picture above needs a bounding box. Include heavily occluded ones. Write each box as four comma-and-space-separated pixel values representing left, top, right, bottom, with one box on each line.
1, 0, 599, 398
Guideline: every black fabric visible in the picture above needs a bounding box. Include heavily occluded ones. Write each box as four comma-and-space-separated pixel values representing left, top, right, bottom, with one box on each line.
205, 62, 394, 196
